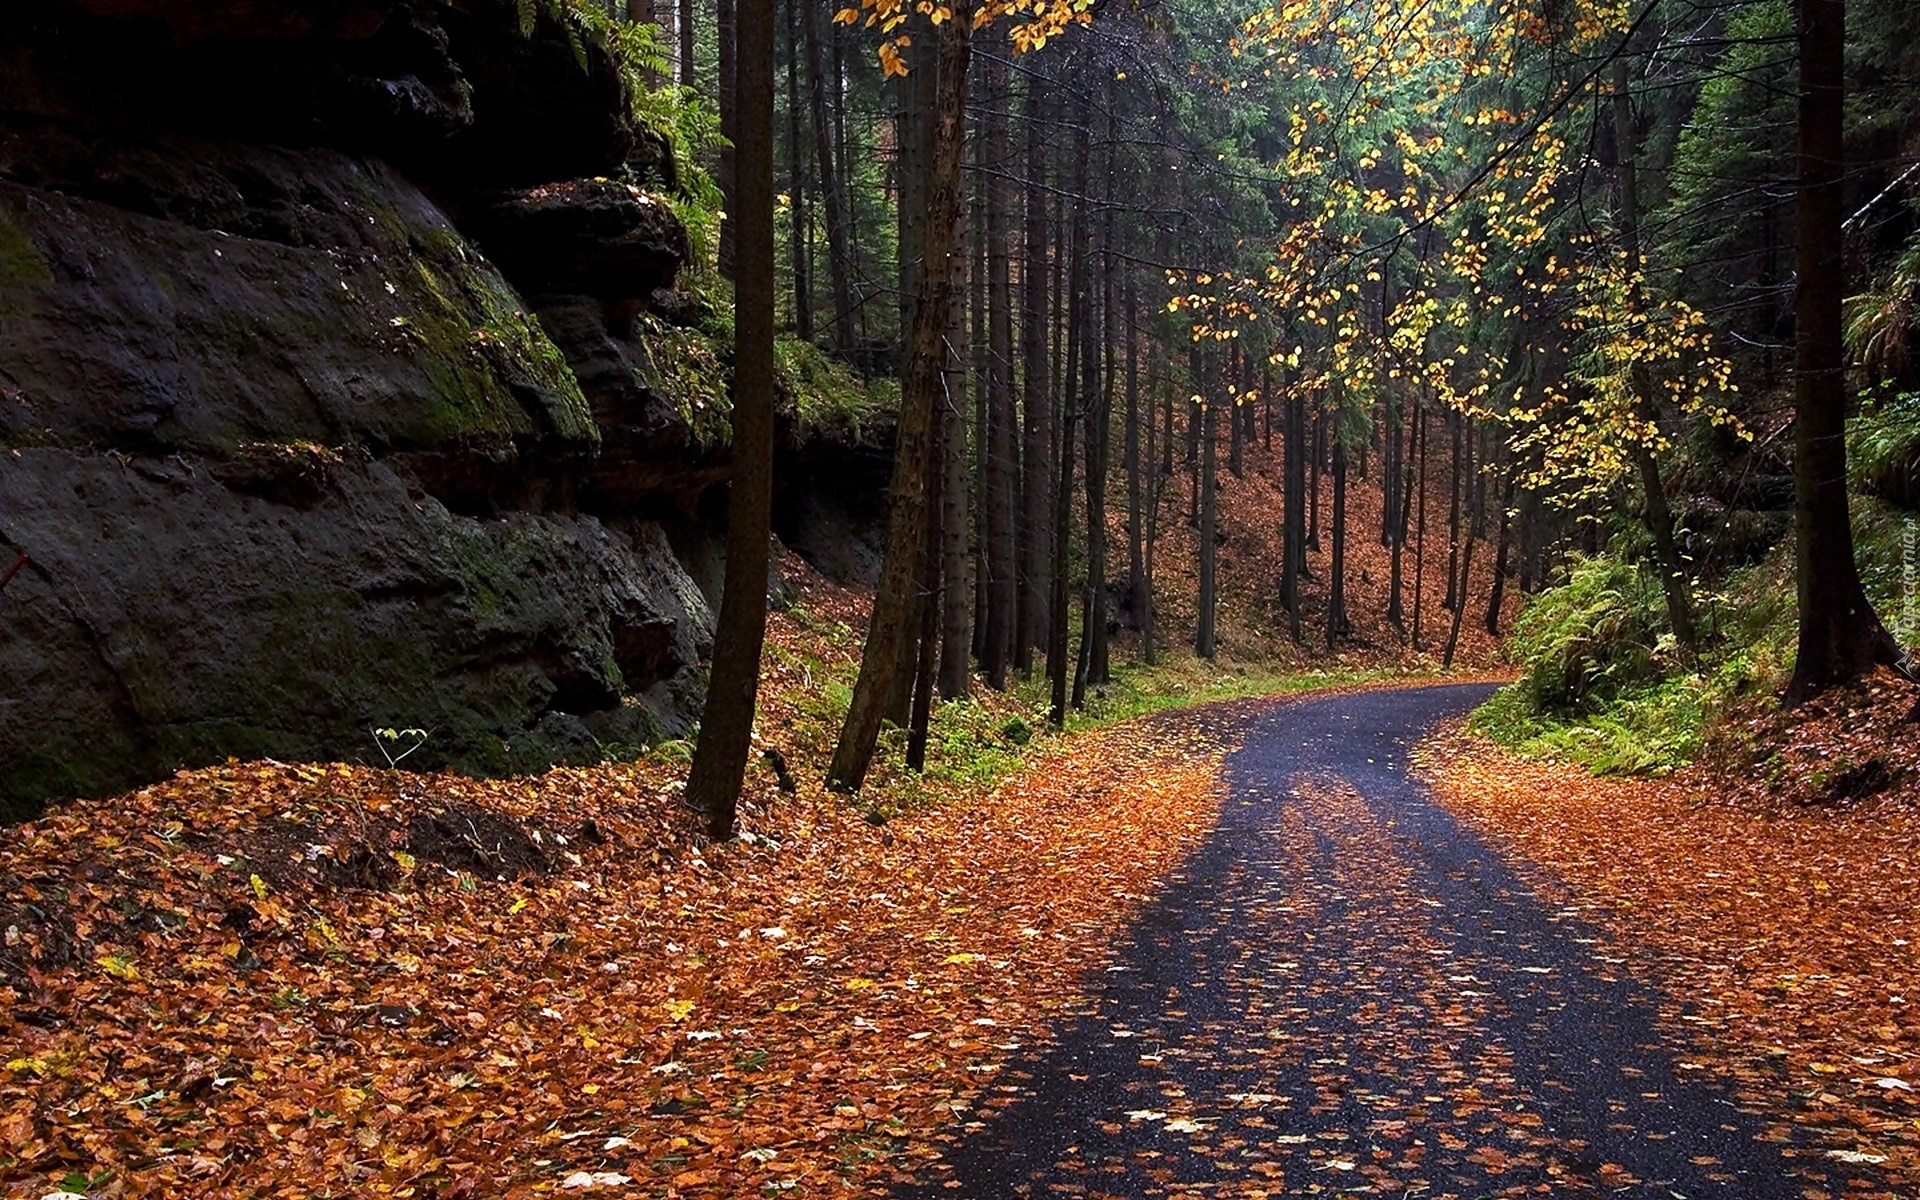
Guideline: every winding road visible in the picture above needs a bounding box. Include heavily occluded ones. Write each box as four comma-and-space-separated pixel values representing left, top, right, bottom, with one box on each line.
897, 683, 1876, 1199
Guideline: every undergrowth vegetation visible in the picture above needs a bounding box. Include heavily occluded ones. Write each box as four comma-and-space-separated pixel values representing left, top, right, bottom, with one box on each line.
1475, 496, 1917, 776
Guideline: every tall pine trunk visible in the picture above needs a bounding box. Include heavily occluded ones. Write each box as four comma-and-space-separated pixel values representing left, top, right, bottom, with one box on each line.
1015, 72, 1052, 671
1196, 351, 1219, 660
980, 50, 1017, 689
826, 7, 971, 792
1327, 435, 1348, 649
803, 0, 856, 353
716, 0, 736, 277
784, 0, 811, 341
684, 0, 774, 837
1124, 275, 1147, 640
1786, 0, 1907, 701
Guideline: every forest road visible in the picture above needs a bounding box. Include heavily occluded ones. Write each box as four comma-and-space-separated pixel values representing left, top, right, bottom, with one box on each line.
893, 681, 1883, 1199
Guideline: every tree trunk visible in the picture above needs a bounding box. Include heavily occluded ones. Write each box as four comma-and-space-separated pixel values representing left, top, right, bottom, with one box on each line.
1443, 453, 1482, 668
678, 0, 694, 88
784, 0, 811, 342
1125, 275, 1147, 640
907, 401, 947, 771
1613, 58, 1699, 657
684, 0, 773, 838
1444, 411, 1462, 612
1196, 353, 1219, 660
1386, 392, 1406, 629
1786, 0, 1907, 702
1486, 455, 1516, 637
1015, 71, 1052, 671
1228, 345, 1245, 480
1412, 400, 1429, 651
1281, 381, 1305, 642
716, 0, 736, 277
803, 0, 856, 353
1327, 435, 1348, 649
939, 288, 972, 700
1307, 406, 1322, 552
1049, 405, 1076, 726
1085, 149, 1115, 688
980, 50, 1017, 690
826, 6, 970, 792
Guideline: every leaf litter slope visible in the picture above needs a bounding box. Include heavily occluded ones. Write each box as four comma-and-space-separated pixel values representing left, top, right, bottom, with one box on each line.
896, 683, 1894, 1199
1421, 702, 1920, 1196
0, 694, 1231, 1196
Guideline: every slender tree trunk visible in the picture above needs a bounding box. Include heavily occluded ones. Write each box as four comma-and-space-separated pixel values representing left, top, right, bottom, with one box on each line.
1786, 0, 1907, 701
980, 51, 1017, 689
784, 0, 812, 342
940, 308, 972, 699
1412, 401, 1429, 651
1327, 436, 1348, 649
678, 0, 694, 87
1444, 412, 1462, 612
1125, 275, 1147, 639
803, 0, 855, 353
685, 0, 774, 838
1443, 435, 1483, 669
826, 7, 970, 792
1282, 382, 1305, 642
907, 404, 947, 771
1228, 345, 1246, 480
716, 0, 737, 277
1085, 149, 1115, 688
1197, 353, 1219, 659
1015, 72, 1051, 670
1307, 406, 1322, 551
1486, 455, 1516, 637
1613, 58, 1699, 657
1049, 406, 1076, 725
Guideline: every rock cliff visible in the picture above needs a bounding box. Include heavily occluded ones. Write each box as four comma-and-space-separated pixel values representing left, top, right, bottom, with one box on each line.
0, 0, 887, 817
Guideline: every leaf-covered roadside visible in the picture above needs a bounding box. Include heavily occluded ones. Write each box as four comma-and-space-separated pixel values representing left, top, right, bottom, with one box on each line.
1417, 687, 1920, 1191
1, 679, 1229, 1197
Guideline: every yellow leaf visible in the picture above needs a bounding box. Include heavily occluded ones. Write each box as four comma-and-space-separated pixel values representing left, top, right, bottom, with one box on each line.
250, 874, 270, 900
846, 977, 880, 991
662, 999, 696, 1021
97, 951, 139, 981
509, 896, 529, 915
944, 952, 983, 964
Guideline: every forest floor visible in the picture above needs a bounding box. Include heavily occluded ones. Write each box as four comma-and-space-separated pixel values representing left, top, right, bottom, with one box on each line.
894, 683, 1913, 1200
0, 445, 1511, 1200
0, 446, 1526, 1199
1420, 669, 1920, 1196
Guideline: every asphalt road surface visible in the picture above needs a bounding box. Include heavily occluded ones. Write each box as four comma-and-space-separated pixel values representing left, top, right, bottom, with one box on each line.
896, 683, 1878, 1199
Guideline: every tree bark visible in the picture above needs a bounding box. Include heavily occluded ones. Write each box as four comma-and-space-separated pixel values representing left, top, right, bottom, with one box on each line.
684, 0, 774, 838
784, 0, 811, 342
1281, 380, 1306, 642
980, 49, 1017, 690
826, 7, 970, 792
1613, 58, 1699, 657
1015, 71, 1052, 672
907, 402, 946, 771
939, 268, 972, 700
1327, 434, 1349, 649
1785, 0, 1907, 702
1412, 400, 1429, 651
1196, 351, 1219, 660
803, 0, 856, 353
716, 0, 736, 277
1125, 274, 1147, 640
677, 0, 693, 87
